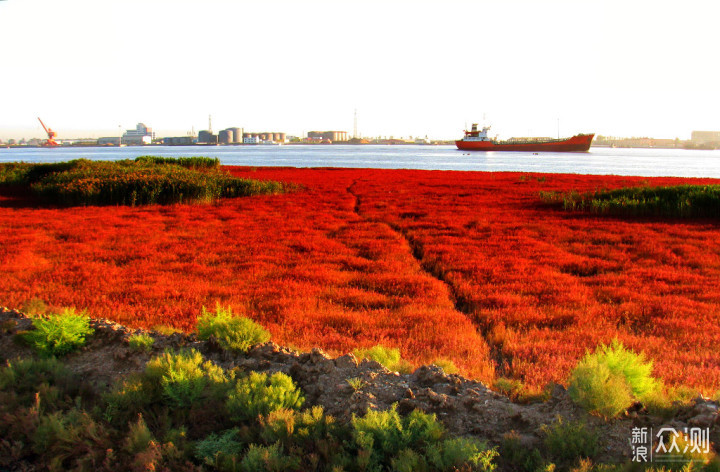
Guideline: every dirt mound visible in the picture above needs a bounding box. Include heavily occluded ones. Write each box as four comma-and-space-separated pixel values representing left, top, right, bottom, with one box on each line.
1, 307, 718, 463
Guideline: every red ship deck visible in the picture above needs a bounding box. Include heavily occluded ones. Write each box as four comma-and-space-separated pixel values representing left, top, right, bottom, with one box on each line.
456, 133, 594, 152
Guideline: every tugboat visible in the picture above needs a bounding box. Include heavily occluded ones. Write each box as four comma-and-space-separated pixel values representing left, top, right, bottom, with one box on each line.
456, 124, 594, 152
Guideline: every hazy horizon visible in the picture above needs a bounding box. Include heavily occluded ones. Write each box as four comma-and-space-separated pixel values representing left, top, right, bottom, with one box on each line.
1, 0, 717, 142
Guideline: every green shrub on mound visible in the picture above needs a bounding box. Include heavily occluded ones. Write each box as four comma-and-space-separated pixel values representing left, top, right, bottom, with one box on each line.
0, 157, 286, 206
196, 305, 271, 353
352, 405, 498, 471
226, 371, 305, 422
568, 339, 659, 418
19, 308, 94, 358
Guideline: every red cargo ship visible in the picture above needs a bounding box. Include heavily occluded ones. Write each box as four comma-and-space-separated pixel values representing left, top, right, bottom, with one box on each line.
456, 124, 594, 152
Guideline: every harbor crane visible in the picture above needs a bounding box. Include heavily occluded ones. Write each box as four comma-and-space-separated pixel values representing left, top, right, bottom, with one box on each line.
37, 117, 58, 147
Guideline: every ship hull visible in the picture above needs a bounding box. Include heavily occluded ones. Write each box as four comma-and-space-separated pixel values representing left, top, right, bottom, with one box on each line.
456, 133, 594, 152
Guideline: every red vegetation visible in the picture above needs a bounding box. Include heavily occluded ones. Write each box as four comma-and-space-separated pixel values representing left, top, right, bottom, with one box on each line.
2, 167, 720, 393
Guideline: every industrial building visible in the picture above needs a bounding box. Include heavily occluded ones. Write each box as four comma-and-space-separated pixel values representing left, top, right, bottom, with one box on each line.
122, 123, 155, 145
162, 136, 196, 145
691, 131, 720, 145
307, 131, 348, 143
242, 132, 286, 143
198, 127, 244, 144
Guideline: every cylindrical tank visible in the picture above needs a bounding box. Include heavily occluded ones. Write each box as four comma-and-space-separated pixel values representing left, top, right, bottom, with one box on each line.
219, 129, 232, 144
229, 127, 243, 144
198, 130, 212, 144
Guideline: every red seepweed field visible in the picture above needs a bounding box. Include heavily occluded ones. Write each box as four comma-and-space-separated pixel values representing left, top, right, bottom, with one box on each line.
2, 166, 720, 393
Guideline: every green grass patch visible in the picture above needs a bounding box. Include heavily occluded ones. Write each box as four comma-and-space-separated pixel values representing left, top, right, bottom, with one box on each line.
0, 157, 287, 206
540, 184, 720, 218
18, 308, 94, 357
196, 305, 271, 353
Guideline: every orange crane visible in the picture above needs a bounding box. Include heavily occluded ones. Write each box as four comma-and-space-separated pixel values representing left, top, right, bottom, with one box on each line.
37, 117, 58, 147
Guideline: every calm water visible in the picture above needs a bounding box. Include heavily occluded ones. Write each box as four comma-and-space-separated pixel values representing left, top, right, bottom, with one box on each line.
2, 144, 720, 178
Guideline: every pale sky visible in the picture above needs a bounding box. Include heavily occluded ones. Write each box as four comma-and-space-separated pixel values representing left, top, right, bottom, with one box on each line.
1, 0, 718, 141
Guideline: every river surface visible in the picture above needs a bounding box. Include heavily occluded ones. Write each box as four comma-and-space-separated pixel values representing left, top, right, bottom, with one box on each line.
2, 145, 720, 178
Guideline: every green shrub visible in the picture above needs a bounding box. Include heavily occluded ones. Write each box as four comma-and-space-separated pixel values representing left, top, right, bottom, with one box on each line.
32, 409, 112, 469
124, 415, 155, 455
240, 443, 299, 472
19, 309, 94, 357
226, 371, 304, 422
196, 305, 271, 353
104, 349, 232, 426
128, 333, 155, 353
0, 357, 80, 411
541, 417, 599, 463
643, 386, 699, 419
259, 405, 336, 446
568, 340, 658, 418
353, 345, 413, 373
426, 437, 499, 471
144, 349, 230, 408
352, 405, 497, 471
346, 377, 367, 392
500, 431, 545, 472
196, 428, 246, 471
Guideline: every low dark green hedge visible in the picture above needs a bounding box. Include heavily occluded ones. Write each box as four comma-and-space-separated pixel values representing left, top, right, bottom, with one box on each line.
540, 184, 720, 218
0, 157, 286, 206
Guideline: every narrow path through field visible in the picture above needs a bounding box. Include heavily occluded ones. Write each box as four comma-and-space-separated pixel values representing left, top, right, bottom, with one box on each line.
345, 181, 509, 378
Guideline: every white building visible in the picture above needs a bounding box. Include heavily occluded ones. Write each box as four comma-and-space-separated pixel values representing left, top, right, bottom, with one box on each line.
123, 123, 155, 145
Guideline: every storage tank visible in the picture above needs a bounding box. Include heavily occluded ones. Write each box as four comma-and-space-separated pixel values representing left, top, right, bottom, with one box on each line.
219, 129, 233, 144
198, 130, 213, 144
229, 127, 243, 144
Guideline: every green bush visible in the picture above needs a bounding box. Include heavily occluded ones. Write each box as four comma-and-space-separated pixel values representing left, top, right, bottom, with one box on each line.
128, 333, 155, 352
19, 309, 94, 357
196, 305, 271, 353
240, 443, 299, 472
568, 340, 659, 418
196, 428, 246, 471
226, 372, 304, 422
500, 431, 545, 472
351, 405, 497, 471
541, 417, 599, 463
104, 349, 232, 428
0, 357, 80, 411
144, 349, 230, 408
353, 345, 413, 374
426, 437, 499, 471
32, 409, 112, 469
